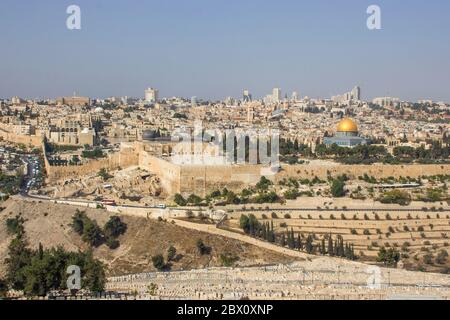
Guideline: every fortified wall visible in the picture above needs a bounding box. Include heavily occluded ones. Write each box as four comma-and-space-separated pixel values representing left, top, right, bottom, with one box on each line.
44, 143, 139, 181
140, 157, 264, 197
42, 140, 450, 196
136, 140, 264, 196
277, 163, 450, 181
0, 129, 42, 147
144, 160, 449, 197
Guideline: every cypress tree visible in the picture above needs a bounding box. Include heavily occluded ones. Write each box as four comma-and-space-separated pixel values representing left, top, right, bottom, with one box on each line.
270, 221, 275, 243
286, 231, 291, 248
297, 234, 303, 251
249, 223, 254, 237
288, 228, 295, 249
38, 242, 44, 260
305, 235, 314, 254
291, 233, 296, 249
336, 238, 341, 257
328, 235, 334, 256
321, 238, 326, 255
280, 234, 286, 247
339, 238, 345, 257
262, 223, 266, 240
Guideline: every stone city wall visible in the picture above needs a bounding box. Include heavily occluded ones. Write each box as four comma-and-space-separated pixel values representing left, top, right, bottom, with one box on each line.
179, 164, 264, 197
139, 152, 182, 195
44, 144, 139, 181
0, 128, 42, 147
277, 163, 450, 181
143, 158, 449, 197
138, 148, 449, 197
138, 152, 266, 197
42, 140, 450, 196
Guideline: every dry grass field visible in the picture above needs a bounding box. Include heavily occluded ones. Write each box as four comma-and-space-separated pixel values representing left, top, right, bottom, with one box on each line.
0, 199, 297, 277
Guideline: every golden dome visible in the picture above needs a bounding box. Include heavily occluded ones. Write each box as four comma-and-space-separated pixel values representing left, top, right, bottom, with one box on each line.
337, 118, 358, 132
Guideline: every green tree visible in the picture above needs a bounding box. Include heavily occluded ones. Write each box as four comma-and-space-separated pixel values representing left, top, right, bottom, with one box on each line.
196, 239, 209, 255
280, 234, 286, 247
256, 176, 273, 191
328, 235, 334, 256
330, 179, 346, 197
377, 247, 400, 266
239, 215, 250, 232
305, 235, 314, 254
6, 235, 105, 296
436, 250, 449, 265
0, 278, 7, 298
187, 194, 203, 206
5, 236, 32, 290
288, 228, 295, 249
219, 252, 239, 267
167, 246, 177, 262
81, 250, 106, 293
152, 255, 166, 271
174, 194, 187, 206
6, 216, 25, 236
97, 168, 112, 181
82, 219, 104, 247
379, 189, 411, 206
71, 209, 86, 235
103, 216, 127, 239
105, 238, 120, 250
297, 234, 303, 250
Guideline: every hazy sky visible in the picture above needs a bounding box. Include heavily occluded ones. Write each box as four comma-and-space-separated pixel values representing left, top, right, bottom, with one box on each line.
1, 0, 449, 102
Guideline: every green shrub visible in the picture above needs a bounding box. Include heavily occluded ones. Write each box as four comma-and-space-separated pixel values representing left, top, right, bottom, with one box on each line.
152, 255, 166, 271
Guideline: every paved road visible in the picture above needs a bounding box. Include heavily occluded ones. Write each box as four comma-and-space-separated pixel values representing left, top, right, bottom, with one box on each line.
235, 207, 450, 212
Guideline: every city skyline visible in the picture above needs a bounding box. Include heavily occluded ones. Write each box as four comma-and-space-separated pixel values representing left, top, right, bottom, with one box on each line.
1, 0, 449, 305
1, 0, 450, 101
4, 84, 448, 105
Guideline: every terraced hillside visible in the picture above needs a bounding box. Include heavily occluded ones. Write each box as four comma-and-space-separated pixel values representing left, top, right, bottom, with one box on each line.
226, 208, 450, 273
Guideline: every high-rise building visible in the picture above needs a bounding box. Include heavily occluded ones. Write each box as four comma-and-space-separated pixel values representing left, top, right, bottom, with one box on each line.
191, 96, 197, 107
225, 97, 236, 106
144, 88, 159, 103
372, 97, 400, 107
243, 90, 252, 102
292, 91, 299, 102
351, 86, 361, 101
272, 88, 282, 103
331, 86, 361, 104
